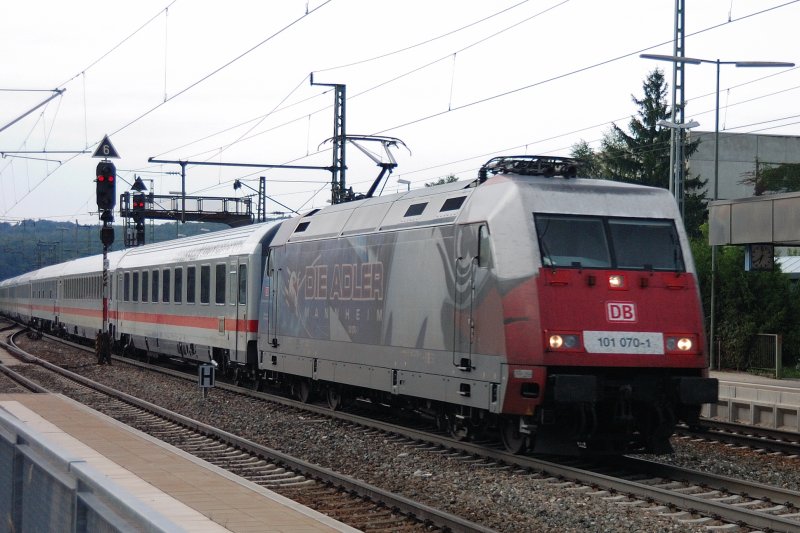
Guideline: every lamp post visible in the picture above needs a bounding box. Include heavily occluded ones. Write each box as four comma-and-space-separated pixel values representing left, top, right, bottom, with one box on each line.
640, 53, 794, 368
656, 118, 700, 217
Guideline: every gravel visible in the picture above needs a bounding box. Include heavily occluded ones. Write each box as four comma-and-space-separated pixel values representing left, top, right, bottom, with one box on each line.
7, 336, 757, 532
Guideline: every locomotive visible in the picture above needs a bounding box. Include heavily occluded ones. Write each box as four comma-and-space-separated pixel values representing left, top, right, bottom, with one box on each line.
0, 156, 717, 454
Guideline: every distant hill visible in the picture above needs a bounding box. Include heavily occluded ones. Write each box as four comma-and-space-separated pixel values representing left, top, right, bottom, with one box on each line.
0, 220, 229, 281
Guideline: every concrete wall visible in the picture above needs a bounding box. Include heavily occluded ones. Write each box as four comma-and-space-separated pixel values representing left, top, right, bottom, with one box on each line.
688, 131, 800, 200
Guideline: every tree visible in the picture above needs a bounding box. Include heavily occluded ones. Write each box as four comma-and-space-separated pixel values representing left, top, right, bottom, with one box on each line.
425, 174, 459, 187
569, 140, 603, 178
601, 69, 678, 187
572, 69, 707, 237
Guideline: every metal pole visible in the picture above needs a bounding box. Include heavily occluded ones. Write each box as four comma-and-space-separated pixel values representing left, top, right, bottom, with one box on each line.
180, 162, 186, 224
709, 59, 720, 369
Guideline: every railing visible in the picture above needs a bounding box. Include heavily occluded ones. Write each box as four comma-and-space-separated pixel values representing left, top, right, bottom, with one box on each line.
0, 409, 181, 532
749, 333, 783, 378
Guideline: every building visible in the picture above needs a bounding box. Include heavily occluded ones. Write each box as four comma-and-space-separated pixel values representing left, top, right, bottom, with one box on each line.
688, 131, 800, 200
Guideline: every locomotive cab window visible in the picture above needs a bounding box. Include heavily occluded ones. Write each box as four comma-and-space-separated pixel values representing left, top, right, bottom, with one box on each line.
534, 214, 684, 271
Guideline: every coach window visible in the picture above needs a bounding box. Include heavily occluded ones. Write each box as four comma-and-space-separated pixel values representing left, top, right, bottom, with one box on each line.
215, 264, 226, 304
238, 264, 247, 305
174, 267, 183, 304
200, 265, 210, 304
132, 272, 140, 302
162, 269, 171, 303
152, 270, 159, 303
186, 266, 196, 304
142, 271, 149, 302
478, 225, 493, 268
124, 272, 130, 302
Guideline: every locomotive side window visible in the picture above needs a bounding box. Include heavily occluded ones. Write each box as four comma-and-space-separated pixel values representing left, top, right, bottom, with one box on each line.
133, 272, 139, 302
162, 269, 171, 303
534, 214, 685, 272
609, 219, 684, 271
238, 264, 247, 305
478, 225, 493, 268
535, 215, 611, 268
186, 266, 196, 304
200, 265, 210, 304
124, 273, 130, 302
215, 264, 226, 304
404, 203, 427, 217
174, 268, 183, 303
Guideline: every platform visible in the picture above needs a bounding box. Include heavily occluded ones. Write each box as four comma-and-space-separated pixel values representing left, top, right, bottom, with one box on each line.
0, 393, 358, 532
704, 370, 800, 432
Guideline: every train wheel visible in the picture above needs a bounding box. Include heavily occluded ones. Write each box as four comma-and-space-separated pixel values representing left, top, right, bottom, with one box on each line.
326, 387, 342, 411
446, 411, 469, 441
294, 379, 312, 403
500, 417, 528, 455
233, 367, 243, 387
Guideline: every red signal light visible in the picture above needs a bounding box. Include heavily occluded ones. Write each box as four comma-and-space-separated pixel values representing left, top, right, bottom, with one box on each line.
108, 176, 114, 182
97, 175, 105, 182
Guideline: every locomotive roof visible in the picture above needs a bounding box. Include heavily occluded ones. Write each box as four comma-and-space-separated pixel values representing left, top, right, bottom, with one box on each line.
272, 180, 477, 245
272, 172, 680, 246
116, 220, 282, 269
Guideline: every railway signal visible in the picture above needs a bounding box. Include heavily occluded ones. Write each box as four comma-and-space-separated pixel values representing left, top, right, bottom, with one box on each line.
93, 134, 120, 366
95, 161, 117, 211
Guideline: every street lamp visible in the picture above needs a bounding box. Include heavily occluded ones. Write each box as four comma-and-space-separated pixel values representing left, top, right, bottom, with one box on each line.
641, 53, 794, 368
656, 118, 700, 217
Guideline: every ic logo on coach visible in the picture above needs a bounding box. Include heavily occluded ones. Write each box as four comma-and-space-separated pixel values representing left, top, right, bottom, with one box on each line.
606, 302, 637, 322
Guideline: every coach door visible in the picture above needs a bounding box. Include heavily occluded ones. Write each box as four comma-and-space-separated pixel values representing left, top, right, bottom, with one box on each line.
266, 250, 279, 349
231, 257, 248, 363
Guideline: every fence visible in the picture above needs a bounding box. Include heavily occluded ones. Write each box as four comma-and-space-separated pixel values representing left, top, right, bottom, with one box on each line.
748, 333, 783, 378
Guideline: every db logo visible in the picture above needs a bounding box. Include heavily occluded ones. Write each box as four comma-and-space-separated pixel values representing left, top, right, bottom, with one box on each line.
606, 302, 637, 322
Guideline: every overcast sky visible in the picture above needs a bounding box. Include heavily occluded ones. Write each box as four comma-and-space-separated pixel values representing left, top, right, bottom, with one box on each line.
1, 0, 798, 225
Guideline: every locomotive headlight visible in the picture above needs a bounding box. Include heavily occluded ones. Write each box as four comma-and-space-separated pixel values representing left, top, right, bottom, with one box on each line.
549, 335, 564, 349
608, 275, 626, 289
666, 336, 694, 352
548, 334, 580, 350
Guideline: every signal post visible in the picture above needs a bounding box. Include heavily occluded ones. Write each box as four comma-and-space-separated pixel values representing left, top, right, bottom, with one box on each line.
93, 135, 119, 365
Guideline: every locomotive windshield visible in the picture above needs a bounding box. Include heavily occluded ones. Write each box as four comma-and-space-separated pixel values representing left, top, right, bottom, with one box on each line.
535, 214, 685, 271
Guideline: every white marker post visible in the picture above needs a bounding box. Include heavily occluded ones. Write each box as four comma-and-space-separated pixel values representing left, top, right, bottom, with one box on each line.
198, 364, 215, 399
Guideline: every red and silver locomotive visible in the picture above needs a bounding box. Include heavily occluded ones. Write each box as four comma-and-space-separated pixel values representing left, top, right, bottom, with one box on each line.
0, 155, 717, 454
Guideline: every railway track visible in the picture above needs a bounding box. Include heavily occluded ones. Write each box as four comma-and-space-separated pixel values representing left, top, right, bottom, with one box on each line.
1, 331, 493, 533
11, 330, 800, 532
679, 420, 800, 456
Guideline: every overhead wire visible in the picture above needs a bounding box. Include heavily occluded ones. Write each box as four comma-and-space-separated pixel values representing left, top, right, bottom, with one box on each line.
2, 2, 334, 218
109, 1, 334, 138
7, 1, 800, 219
371, 0, 800, 137
314, 0, 533, 73
149, 1, 563, 164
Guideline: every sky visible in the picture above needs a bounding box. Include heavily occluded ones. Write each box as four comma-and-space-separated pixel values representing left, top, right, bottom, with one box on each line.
1, 0, 798, 225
